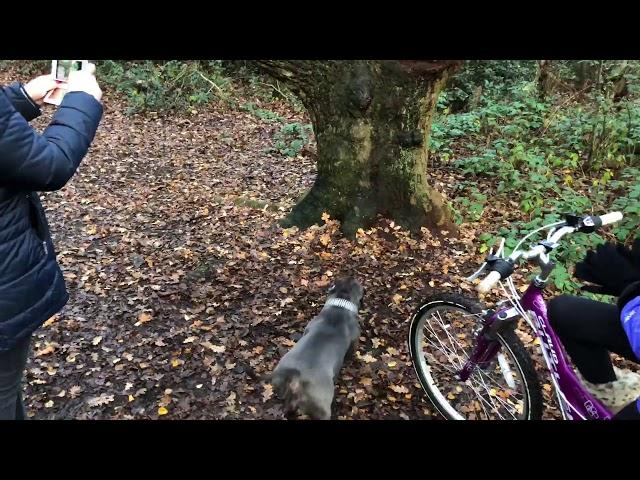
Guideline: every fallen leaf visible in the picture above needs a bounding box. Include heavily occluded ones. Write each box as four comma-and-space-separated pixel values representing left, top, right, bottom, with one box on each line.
36, 344, 56, 357
319, 234, 331, 246
201, 342, 225, 353
360, 353, 377, 363
69, 386, 82, 398
280, 297, 294, 307
43, 315, 58, 328
262, 384, 273, 402
390, 384, 409, 394
87, 394, 114, 407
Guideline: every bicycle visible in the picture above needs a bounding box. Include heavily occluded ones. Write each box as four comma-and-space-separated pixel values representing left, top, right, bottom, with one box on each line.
408, 211, 624, 420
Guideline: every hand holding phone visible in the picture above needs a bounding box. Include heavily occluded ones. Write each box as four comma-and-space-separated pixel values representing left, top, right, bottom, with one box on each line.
67, 63, 102, 102
43, 60, 93, 106
23, 75, 59, 106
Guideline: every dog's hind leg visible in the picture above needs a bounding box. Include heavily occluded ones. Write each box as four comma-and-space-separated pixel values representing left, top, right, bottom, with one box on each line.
274, 368, 303, 419
304, 376, 334, 420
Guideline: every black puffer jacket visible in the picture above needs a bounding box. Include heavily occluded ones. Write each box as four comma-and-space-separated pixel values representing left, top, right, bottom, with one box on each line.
0, 82, 102, 351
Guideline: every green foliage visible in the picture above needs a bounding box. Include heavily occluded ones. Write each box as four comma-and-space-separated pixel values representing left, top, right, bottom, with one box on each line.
241, 102, 284, 123
99, 61, 232, 114
0, 60, 304, 115
439, 61, 538, 112
610, 168, 640, 241
221, 61, 306, 112
452, 187, 486, 224
241, 103, 313, 157
271, 122, 313, 157
439, 60, 640, 294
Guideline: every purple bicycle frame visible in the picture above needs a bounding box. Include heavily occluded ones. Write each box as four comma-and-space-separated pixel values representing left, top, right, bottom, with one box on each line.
461, 282, 613, 420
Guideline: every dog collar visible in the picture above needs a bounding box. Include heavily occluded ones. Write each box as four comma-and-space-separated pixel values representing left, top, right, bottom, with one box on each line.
323, 297, 359, 314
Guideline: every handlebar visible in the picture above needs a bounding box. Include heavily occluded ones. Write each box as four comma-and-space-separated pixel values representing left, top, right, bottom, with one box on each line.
478, 271, 502, 294
474, 212, 624, 293
600, 211, 624, 226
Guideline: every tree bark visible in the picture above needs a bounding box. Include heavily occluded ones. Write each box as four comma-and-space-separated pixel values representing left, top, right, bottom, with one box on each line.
255, 60, 461, 237
536, 60, 555, 99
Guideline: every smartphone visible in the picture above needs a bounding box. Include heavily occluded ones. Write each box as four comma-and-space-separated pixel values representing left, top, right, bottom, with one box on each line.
44, 60, 89, 106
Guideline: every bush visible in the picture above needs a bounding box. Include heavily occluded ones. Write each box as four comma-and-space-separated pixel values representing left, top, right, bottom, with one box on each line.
272, 122, 313, 157
99, 60, 233, 114
440, 61, 538, 112
438, 61, 640, 294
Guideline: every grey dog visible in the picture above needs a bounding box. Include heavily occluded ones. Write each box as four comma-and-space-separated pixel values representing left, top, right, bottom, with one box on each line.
271, 277, 364, 420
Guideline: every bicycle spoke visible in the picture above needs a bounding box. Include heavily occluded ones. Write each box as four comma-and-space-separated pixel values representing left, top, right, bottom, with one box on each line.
422, 335, 463, 371
470, 370, 502, 414
423, 354, 459, 376
476, 366, 522, 403
422, 321, 464, 369
472, 371, 518, 419
434, 311, 470, 361
474, 360, 525, 418
466, 381, 501, 419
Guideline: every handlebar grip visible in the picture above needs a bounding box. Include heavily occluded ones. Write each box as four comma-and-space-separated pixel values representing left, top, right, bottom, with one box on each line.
477, 271, 502, 294
599, 211, 623, 226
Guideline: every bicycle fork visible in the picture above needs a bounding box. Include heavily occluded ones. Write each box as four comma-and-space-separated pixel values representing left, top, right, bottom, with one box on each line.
457, 306, 520, 382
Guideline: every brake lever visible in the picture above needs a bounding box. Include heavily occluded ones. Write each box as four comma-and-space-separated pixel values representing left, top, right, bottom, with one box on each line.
466, 243, 499, 282
465, 238, 504, 282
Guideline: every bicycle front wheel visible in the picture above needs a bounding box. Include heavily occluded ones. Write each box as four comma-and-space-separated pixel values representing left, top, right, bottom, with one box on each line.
408, 293, 542, 420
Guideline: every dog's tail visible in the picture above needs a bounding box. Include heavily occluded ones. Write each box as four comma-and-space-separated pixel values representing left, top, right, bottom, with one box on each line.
271, 367, 304, 417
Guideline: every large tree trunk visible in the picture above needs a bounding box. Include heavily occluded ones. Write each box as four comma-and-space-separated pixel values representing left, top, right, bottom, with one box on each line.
255, 60, 461, 237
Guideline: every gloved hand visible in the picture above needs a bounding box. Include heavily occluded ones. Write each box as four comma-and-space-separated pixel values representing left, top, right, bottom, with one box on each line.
574, 241, 640, 297
616, 238, 640, 266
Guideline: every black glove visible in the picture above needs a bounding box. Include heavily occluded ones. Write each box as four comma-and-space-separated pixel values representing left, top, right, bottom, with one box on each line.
574, 241, 640, 297
616, 238, 640, 266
